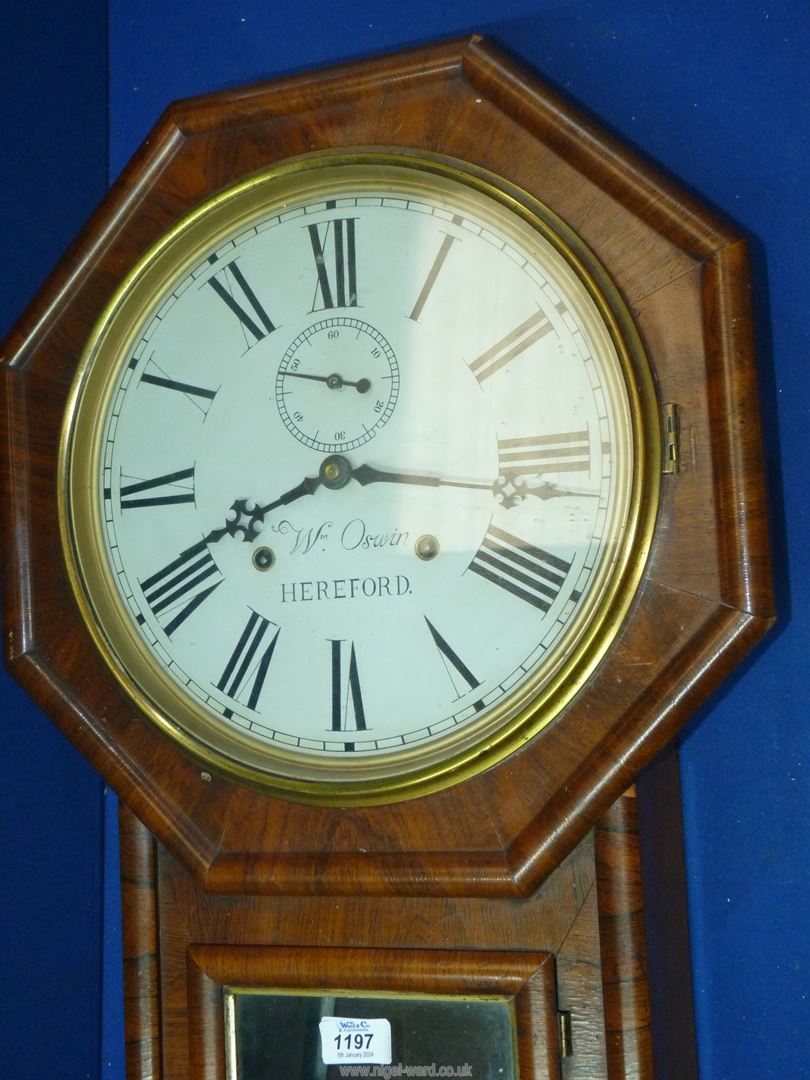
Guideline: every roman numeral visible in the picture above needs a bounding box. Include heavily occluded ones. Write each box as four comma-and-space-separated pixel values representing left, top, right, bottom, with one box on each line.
330, 639, 366, 746
139, 368, 218, 416
469, 310, 553, 383
468, 525, 573, 612
216, 612, 280, 718
206, 254, 276, 343
139, 374, 216, 400
119, 467, 196, 510
424, 617, 483, 709
308, 215, 358, 310
498, 430, 591, 478
408, 226, 460, 321
139, 540, 221, 637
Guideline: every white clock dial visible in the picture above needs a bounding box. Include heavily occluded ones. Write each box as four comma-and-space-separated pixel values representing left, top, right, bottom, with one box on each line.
62, 156, 653, 800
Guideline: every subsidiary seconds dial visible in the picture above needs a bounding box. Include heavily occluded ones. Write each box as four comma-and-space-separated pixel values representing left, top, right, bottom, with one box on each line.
276, 317, 399, 452
62, 154, 656, 802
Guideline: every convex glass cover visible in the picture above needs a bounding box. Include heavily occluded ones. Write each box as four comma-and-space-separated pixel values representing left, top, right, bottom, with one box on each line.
61, 154, 658, 801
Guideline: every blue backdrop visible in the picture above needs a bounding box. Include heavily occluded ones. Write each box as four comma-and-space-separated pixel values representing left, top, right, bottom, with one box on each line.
1, 3, 806, 1078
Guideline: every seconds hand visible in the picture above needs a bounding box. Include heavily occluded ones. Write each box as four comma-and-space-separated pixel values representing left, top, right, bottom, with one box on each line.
284, 371, 371, 393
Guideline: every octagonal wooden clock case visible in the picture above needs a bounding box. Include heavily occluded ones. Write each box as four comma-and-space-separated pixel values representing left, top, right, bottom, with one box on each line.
0, 37, 772, 1079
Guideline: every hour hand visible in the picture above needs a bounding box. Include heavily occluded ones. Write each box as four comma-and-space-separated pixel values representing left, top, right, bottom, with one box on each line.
203, 498, 266, 545
203, 474, 321, 545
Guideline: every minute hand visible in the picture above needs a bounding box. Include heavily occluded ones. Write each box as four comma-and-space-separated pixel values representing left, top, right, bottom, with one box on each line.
350, 463, 492, 493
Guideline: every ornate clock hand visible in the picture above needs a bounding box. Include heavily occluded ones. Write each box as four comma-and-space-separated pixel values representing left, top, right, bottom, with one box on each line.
347, 460, 493, 494
203, 474, 322, 544
494, 476, 601, 507
258, 473, 322, 514
334, 459, 600, 507
529, 481, 600, 500
284, 370, 371, 393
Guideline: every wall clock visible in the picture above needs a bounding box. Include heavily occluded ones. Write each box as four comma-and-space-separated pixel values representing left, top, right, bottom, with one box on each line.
61, 151, 658, 803
1, 36, 772, 1077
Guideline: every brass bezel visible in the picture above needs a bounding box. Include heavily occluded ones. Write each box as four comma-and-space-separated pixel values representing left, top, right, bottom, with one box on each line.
59, 150, 660, 805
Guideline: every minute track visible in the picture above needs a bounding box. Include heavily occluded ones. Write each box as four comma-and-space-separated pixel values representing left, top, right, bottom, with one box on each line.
71, 157, 637, 791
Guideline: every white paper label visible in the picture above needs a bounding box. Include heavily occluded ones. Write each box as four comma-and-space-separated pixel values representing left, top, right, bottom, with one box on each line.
319, 1016, 392, 1065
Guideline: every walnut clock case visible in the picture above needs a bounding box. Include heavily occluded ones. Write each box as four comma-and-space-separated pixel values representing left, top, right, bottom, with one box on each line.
0, 37, 772, 1079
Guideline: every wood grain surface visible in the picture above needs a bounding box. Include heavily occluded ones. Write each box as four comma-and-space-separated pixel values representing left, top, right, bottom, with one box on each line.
1, 36, 767, 1078
119, 781, 692, 1077
0, 35, 773, 902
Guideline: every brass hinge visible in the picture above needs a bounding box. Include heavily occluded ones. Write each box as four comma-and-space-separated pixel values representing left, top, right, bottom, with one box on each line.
662, 401, 682, 474
558, 1009, 573, 1058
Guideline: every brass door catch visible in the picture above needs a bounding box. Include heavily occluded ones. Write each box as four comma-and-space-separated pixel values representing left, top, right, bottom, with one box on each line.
662, 401, 682, 474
